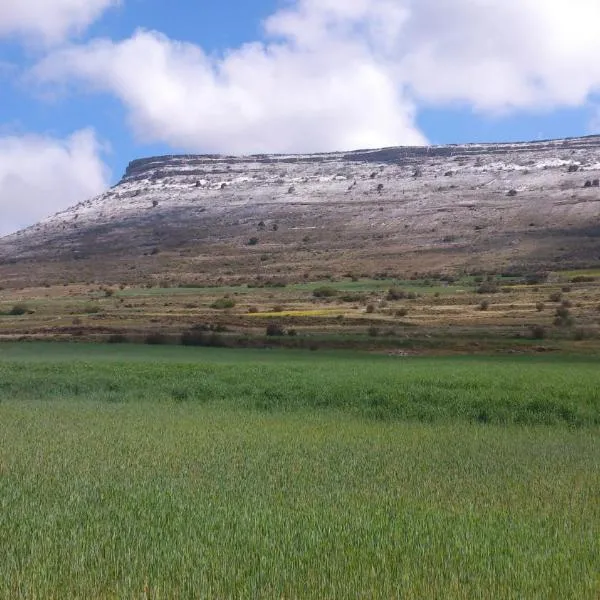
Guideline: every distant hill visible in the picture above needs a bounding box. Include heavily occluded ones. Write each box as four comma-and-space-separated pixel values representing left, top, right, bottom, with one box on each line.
1, 136, 600, 288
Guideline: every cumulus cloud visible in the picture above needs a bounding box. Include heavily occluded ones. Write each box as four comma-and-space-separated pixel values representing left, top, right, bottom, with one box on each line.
32, 0, 600, 153
399, 0, 600, 112
33, 0, 427, 154
0, 129, 110, 236
0, 0, 118, 45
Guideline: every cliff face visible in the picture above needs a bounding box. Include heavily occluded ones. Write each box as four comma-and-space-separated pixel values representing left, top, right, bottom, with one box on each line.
1, 137, 600, 287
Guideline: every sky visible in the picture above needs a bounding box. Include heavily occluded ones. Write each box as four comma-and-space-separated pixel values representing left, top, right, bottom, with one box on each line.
1, 0, 600, 236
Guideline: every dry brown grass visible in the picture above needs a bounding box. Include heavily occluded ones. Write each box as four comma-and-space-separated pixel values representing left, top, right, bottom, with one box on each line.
1, 273, 599, 353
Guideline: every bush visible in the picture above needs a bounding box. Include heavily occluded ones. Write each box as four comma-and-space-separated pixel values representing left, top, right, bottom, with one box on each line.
535, 302, 545, 312
313, 286, 338, 298
365, 304, 375, 314
82, 303, 101, 314
476, 281, 499, 294
247, 237, 259, 246
549, 292, 562, 303
571, 276, 595, 283
368, 326, 380, 337
266, 322, 285, 337
386, 287, 406, 301
529, 325, 546, 340
211, 298, 236, 310
9, 304, 29, 316
554, 307, 574, 327
395, 308, 408, 317
479, 300, 490, 311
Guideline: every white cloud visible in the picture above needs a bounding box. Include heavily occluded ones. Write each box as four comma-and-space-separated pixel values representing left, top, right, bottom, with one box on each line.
0, 0, 118, 45
32, 0, 427, 154
0, 129, 110, 236
32, 0, 600, 154
398, 0, 600, 112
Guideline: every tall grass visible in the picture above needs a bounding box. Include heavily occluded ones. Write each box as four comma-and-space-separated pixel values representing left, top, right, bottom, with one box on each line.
1, 343, 599, 426
0, 343, 598, 597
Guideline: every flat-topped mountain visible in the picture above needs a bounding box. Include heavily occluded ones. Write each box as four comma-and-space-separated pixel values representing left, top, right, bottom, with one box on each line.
2, 136, 600, 287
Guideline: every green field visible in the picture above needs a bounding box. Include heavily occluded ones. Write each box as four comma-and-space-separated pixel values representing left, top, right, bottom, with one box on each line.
1, 343, 599, 598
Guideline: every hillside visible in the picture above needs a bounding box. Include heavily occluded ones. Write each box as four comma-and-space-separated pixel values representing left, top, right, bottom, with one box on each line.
2, 136, 600, 288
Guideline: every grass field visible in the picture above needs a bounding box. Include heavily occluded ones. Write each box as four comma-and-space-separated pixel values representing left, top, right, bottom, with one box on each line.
1, 271, 599, 354
1, 343, 599, 598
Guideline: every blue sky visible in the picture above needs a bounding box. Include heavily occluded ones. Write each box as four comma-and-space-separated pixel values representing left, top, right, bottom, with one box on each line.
1, 0, 600, 234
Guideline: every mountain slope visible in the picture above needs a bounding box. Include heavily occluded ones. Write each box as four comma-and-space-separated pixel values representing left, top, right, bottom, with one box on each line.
1, 136, 600, 287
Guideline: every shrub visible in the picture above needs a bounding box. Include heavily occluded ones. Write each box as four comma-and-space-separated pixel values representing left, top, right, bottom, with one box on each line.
571, 276, 595, 283
549, 292, 562, 303
313, 286, 338, 298
395, 308, 408, 317
365, 304, 375, 314
386, 287, 406, 301
561, 286, 572, 293
247, 306, 259, 314
9, 304, 29, 316
479, 300, 490, 311
266, 322, 285, 337
554, 307, 574, 327
247, 237, 259, 246
529, 325, 546, 340
476, 281, 499, 294
211, 298, 236, 310
535, 302, 545, 312
82, 303, 101, 314
368, 326, 380, 337
561, 298, 573, 309
107, 334, 127, 344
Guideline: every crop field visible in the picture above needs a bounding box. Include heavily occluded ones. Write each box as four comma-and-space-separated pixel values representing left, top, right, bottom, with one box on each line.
0, 343, 599, 598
